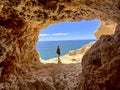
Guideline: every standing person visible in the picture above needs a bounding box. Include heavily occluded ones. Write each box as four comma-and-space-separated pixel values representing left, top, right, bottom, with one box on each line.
56, 45, 61, 64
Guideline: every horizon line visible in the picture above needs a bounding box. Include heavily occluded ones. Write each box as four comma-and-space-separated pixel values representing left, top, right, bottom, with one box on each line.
38, 39, 96, 42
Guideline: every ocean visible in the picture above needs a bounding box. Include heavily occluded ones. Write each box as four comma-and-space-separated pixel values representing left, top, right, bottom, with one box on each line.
36, 40, 95, 60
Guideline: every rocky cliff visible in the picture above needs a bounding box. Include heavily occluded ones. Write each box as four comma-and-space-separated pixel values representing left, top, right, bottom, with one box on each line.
82, 24, 120, 90
95, 21, 117, 39
69, 42, 95, 56
0, 0, 120, 90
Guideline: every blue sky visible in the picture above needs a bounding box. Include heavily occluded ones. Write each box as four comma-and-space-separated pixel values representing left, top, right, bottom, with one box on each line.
38, 20, 100, 41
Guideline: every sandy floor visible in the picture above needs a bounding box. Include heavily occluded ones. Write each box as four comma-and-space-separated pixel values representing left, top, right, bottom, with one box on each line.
41, 54, 83, 64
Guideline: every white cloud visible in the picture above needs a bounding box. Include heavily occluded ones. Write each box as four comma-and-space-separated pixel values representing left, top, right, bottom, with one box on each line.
52, 33, 68, 36
39, 33, 69, 37
39, 34, 50, 37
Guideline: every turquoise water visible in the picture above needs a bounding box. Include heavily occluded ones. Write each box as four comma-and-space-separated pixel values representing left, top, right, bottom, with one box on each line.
36, 40, 95, 60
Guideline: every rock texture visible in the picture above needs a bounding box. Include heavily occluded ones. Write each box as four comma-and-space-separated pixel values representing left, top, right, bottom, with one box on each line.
82, 24, 120, 90
0, 62, 82, 90
0, 0, 120, 90
95, 21, 117, 39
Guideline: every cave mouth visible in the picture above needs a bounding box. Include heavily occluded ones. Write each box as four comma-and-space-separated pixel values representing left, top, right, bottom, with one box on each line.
36, 20, 100, 64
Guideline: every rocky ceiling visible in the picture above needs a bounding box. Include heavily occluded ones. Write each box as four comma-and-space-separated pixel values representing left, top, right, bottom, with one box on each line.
0, 0, 120, 26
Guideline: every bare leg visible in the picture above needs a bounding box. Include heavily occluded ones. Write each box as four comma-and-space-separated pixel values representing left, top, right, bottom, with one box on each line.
58, 55, 61, 64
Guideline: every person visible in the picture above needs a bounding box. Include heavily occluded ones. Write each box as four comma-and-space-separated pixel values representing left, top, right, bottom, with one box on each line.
56, 45, 61, 64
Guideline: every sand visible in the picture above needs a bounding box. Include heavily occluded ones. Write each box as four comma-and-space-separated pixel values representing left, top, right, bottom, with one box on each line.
41, 54, 84, 64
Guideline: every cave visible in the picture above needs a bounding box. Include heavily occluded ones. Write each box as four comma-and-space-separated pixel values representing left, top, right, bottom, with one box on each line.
0, 0, 120, 90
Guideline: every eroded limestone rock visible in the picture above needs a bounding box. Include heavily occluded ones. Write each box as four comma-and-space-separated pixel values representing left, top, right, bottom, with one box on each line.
82, 24, 120, 90
95, 21, 117, 39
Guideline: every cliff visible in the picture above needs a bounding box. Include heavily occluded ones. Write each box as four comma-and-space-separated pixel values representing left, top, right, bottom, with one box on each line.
82, 24, 120, 90
0, 0, 120, 90
95, 21, 117, 39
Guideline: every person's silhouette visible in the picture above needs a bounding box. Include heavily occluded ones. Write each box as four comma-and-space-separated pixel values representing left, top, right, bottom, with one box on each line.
56, 45, 61, 64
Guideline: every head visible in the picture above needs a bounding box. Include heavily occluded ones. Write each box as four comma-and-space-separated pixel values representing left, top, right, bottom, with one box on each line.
57, 45, 59, 48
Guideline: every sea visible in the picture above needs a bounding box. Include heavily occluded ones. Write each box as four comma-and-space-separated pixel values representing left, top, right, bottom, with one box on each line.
36, 40, 95, 60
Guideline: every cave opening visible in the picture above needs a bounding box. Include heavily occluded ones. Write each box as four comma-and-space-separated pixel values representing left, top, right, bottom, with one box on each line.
36, 20, 100, 64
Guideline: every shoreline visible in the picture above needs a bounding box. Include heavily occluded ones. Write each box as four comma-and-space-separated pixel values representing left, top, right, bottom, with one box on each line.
40, 42, 95, 64
41, 54, 83, 64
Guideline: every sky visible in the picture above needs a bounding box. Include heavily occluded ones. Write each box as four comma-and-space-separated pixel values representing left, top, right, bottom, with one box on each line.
38, 20, 100, 41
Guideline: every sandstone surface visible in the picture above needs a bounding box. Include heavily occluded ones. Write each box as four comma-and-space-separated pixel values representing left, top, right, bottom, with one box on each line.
95, 21, 117, 39
82, 24, 120, 90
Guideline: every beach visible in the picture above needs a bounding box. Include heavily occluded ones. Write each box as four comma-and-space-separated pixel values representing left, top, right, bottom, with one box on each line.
40, 42, 95, 64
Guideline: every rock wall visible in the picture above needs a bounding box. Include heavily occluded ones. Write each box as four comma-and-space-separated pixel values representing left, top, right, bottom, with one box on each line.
82, 24, 120, 90
95, 21, 117, 39
0, 0, 120, 89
